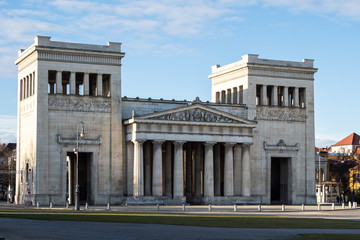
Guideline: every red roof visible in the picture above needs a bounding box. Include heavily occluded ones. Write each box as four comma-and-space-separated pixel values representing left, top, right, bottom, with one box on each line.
333, 133, 360, 147
315, 147, 328, 153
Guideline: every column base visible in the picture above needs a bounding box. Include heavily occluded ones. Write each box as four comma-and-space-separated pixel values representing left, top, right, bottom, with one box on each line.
126, 196, 186, 205
203, 196, 263, 205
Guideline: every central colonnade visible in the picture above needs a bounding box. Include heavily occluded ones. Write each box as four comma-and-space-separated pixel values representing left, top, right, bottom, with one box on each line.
128, 140, 251, 203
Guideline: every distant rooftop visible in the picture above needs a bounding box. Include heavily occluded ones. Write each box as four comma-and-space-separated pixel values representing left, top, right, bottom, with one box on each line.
332, 132, 360, 147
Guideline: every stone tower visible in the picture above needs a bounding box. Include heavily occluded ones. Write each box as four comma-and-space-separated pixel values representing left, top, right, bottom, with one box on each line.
209, 54, 317, 204
15, 36, 125, 205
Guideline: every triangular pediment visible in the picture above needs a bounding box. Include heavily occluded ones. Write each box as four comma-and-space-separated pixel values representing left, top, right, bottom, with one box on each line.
135, 104, 256, 125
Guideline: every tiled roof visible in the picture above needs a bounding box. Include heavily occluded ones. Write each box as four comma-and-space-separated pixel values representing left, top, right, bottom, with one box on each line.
315, 147, 328, 153
333, 133, 360, 147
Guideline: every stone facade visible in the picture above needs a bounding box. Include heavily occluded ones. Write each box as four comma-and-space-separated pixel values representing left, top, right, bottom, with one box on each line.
15, 36, 317, 206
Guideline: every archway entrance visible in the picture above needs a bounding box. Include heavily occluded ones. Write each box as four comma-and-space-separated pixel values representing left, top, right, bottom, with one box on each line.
67, 152, 93, 205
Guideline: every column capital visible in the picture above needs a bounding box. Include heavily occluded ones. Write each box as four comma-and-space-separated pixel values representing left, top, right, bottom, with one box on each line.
132, 139, 145, 144
224, 142, 236, 147
174, 141, 186, 146
152, 140, 165, 145
204, 142, 216, 146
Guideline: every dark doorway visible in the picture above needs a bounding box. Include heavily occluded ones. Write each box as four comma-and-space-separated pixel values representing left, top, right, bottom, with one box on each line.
67, 152, 93, 205
184, 142, 204, 205
271, 157, 291, 204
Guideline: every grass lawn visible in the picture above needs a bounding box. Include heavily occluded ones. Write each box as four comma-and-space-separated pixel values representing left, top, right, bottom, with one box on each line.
0, 208, 360, 230
292, 234, 360, 240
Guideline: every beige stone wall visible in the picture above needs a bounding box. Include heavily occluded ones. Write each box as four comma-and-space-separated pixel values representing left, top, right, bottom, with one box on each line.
16, 36, 125, 205
16, 57, 38, 205
209, 54, 317, 204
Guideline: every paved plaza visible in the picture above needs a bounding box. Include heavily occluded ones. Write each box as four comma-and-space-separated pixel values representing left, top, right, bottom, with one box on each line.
1, 204, 360, 239
2, 217, 360, 240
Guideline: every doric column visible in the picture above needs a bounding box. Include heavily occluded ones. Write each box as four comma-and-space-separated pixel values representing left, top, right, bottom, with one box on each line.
97, 74, 103, 96
185, 143, 192, 197
283, 87, 289, 107
204, 142, 215, 197
32, 72, 35, 95
133, 140, 144, 197
241, 144, 251, 197
70, 72, 76, 95
152, 140, 164, 196
195, 142, 202, 197
233, 144, 242, 196
214, 144, 221, 196
239, 86, 244, 104
272, 86, 278, 106
224, 143, 235, 196
144, 142, 152, 196
261, 85, 267, 105
174, 141, 185, 197
23, 78, 26, 99
221, 90, 226, 103
233, 87, 238, 104
29, 75, 32, 96
126, 141, 134, 196
26, 76, 29, 98
165, 142, 172, 198
84, 73, 89, 96
294, 87, 299, 107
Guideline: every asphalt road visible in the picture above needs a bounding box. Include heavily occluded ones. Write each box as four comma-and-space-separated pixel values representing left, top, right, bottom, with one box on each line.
1, 218, 360, 240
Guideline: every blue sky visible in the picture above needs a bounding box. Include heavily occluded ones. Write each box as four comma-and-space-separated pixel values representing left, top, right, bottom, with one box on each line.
0, 0, 359, 147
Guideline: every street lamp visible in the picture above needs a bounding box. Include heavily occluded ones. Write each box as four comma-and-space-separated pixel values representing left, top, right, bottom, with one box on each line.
74, 121, 85, 211
317, 151, 322, 203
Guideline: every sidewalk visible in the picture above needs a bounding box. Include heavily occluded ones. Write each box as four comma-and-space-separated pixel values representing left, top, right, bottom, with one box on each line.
2, 202, 360, 220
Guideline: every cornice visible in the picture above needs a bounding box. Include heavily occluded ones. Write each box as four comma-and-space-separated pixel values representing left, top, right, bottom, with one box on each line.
210, 63, 317, 82
37, 49, 122, 66
17, 52, 37, 72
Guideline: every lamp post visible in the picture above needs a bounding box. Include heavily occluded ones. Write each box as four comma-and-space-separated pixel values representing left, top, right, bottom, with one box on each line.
317, 151, 324, 203
74, 121, 85, 211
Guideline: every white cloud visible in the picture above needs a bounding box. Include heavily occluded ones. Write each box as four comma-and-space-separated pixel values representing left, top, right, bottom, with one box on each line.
259, 0, 360, 20
49, 0, 232, 36
315, 134, 341, 148
0, 115, 17, 144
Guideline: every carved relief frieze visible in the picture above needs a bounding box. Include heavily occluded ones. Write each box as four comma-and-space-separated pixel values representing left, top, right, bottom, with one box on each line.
57, 134, 101, 146
256, 106, 306, 122
149, 108, 240, 123
48, 95, 111, 113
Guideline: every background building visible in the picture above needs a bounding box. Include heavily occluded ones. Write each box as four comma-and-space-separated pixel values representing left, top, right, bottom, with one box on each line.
0, 143, 16, 202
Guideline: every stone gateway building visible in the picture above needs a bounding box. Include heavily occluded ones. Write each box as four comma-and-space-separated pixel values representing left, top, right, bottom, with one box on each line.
15, 36, 317, 206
